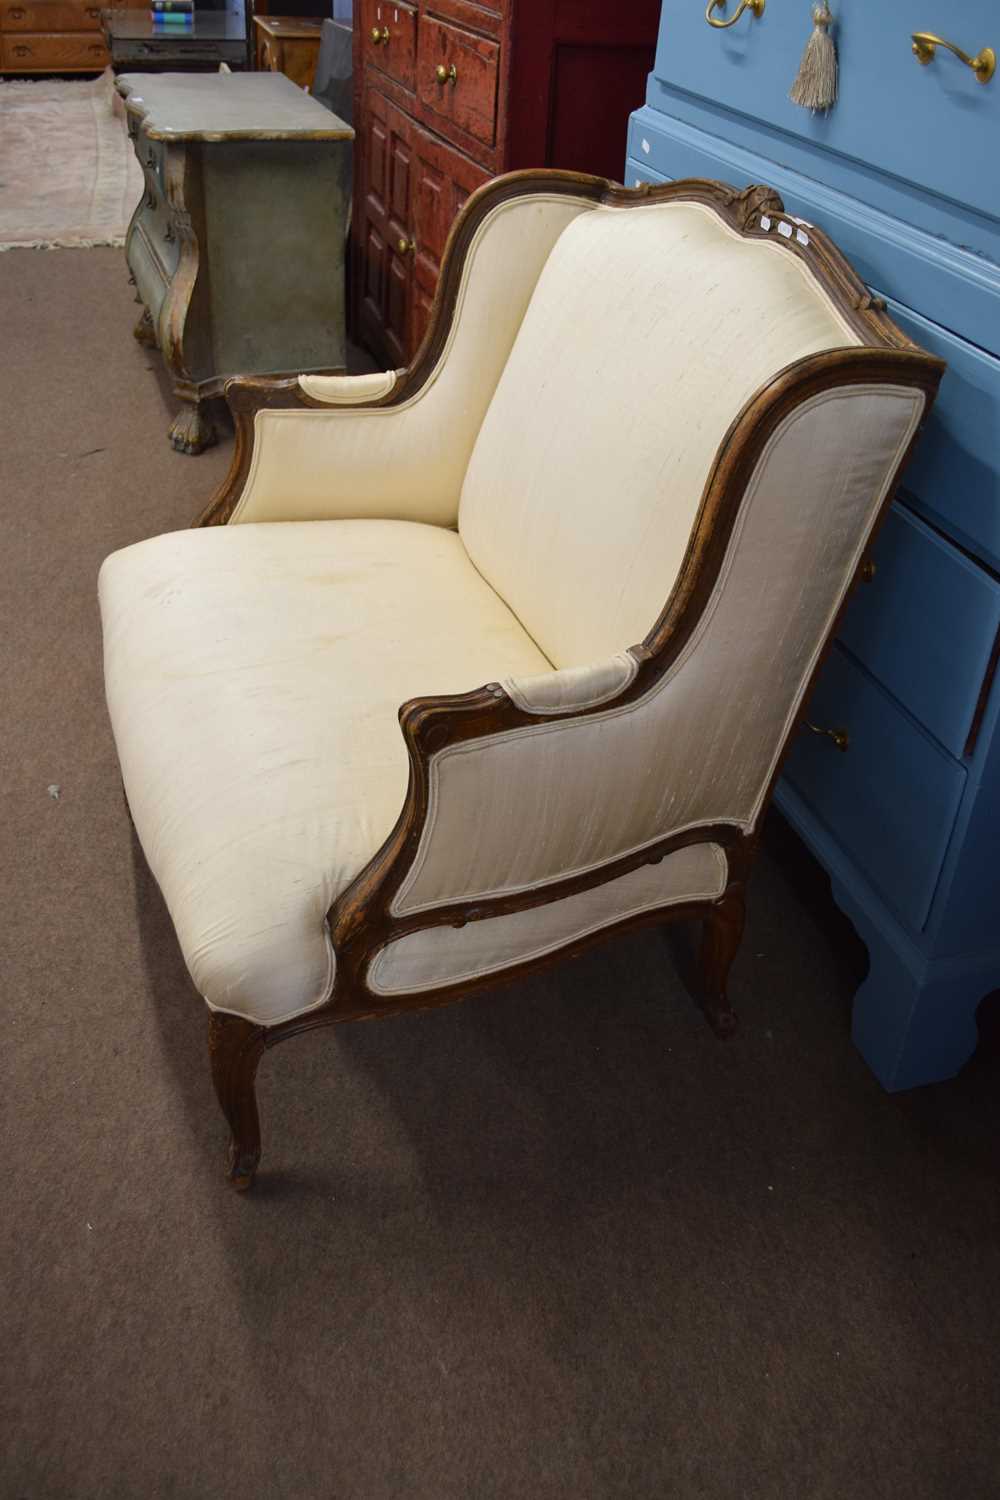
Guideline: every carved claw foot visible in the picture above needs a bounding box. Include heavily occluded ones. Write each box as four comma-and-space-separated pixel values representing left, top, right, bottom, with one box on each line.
133, 307, 157, 347
168, 403, 217, 456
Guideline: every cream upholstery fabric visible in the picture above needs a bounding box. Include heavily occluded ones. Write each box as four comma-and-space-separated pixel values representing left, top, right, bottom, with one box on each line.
299, 370, 398, 404
503, 653, 637, 714
394, 386, 925, 914
231, 192, 594, 529
369, 843, 727, 995
99, 520, 552, 1025
459, 200, 858, 669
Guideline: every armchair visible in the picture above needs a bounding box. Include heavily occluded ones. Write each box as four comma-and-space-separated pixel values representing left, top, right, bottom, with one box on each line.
99, 171, 943, 1188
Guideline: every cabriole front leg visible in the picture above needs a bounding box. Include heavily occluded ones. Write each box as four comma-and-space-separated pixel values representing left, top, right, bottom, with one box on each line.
698, 887, 745, 1038
207, 1012, 268, 1189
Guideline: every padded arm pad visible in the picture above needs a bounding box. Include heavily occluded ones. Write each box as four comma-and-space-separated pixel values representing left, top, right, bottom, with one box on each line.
298, 371, 399, 405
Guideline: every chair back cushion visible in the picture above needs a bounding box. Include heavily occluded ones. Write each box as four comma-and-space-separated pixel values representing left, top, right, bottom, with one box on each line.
458, 199, 859, 668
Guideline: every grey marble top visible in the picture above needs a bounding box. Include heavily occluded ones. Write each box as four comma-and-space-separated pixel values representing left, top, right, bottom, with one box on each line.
116, 71, 354, 143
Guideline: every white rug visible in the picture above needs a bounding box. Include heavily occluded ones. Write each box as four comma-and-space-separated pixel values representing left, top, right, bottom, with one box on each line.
0, 69, 144, 251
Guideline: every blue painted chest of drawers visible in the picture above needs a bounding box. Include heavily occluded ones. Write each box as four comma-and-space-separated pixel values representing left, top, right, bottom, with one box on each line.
627, 0, 1000, 1089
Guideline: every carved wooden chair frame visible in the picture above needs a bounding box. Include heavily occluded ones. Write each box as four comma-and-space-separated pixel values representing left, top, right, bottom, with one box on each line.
187, 171, 943, 1188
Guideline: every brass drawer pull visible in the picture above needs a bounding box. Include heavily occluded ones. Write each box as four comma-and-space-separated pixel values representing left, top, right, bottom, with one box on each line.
805, 721, 850, 752
911, 32, 995, 84
12, 42, 31, 55
435, 62, 457, 84
396, 236, 416, 255
706, 0, 765, 30
9, 7, 27, 18
370, 25, 389, 45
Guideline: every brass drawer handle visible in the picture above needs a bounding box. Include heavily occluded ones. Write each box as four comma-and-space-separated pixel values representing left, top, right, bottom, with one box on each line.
370, 25, 389, 45
706, 0, 765, 30
912, 32, 995, 84
805, 721, 850, 752
12, 42, 31, 55
396, 236, 416, 255
435, 62, 457, 84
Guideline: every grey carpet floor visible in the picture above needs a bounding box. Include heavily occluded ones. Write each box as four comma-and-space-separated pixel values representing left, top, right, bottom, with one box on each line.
2, 248, 998, 1500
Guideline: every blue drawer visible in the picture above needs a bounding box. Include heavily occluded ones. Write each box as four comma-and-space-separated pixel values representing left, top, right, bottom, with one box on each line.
783, 645, 966, 932
839, 505, 1000, 760
624, 153, 668, 189
648, 0, 998, 224
883, 299, 1000, 574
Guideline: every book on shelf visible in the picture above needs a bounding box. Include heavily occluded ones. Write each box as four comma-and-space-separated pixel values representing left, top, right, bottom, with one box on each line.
150, 1, 195, 12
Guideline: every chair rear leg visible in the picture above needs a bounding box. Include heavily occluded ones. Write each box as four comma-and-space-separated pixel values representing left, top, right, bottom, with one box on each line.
207, 1012, 268, 1190
699, 888, 745, 1039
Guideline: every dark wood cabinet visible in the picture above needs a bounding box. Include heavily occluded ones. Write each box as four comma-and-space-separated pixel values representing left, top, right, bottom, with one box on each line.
353, 0, 661, 365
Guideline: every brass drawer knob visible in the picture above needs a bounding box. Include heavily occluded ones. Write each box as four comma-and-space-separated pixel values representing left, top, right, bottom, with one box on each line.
370, 25, 389, 45
435, 62, 457, 84
706, 0, 765, 30
396, 236, 416, 255
805, 721, 850, 752
912, 32, 995, 84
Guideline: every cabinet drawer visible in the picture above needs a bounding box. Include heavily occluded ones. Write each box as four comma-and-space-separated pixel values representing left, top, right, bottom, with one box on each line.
1, 1, 102, 30
651, 0, 998, 224
363, 0, 416, 91
883, 299, 1000, 575
417, 14, 498, 148
838, 505, 1000, 760
783, 646, 965, 932
2, 29, 107, 66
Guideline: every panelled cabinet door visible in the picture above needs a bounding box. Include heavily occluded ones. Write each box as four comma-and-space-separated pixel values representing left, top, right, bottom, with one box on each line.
409, 122, 488, 351
357, 86, 412, 368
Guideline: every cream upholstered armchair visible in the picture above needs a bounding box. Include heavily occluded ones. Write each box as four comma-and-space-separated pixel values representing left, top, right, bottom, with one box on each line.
100, 172, 942, 1189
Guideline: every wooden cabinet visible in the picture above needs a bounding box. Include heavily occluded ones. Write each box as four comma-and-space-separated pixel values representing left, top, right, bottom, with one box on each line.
353, 0, 661, 366
253, 15, 323, 91
0, 0, 113, 72
117, 71, 353, 454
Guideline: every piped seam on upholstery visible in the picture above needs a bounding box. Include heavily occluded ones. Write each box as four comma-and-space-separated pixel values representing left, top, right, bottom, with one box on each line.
202, 917, 337, 1028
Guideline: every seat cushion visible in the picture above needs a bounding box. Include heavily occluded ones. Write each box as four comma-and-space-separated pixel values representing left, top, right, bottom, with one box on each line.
100, 520, 552, 1025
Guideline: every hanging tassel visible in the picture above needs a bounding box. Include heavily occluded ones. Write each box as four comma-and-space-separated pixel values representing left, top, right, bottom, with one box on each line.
790, 2, 837, 112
